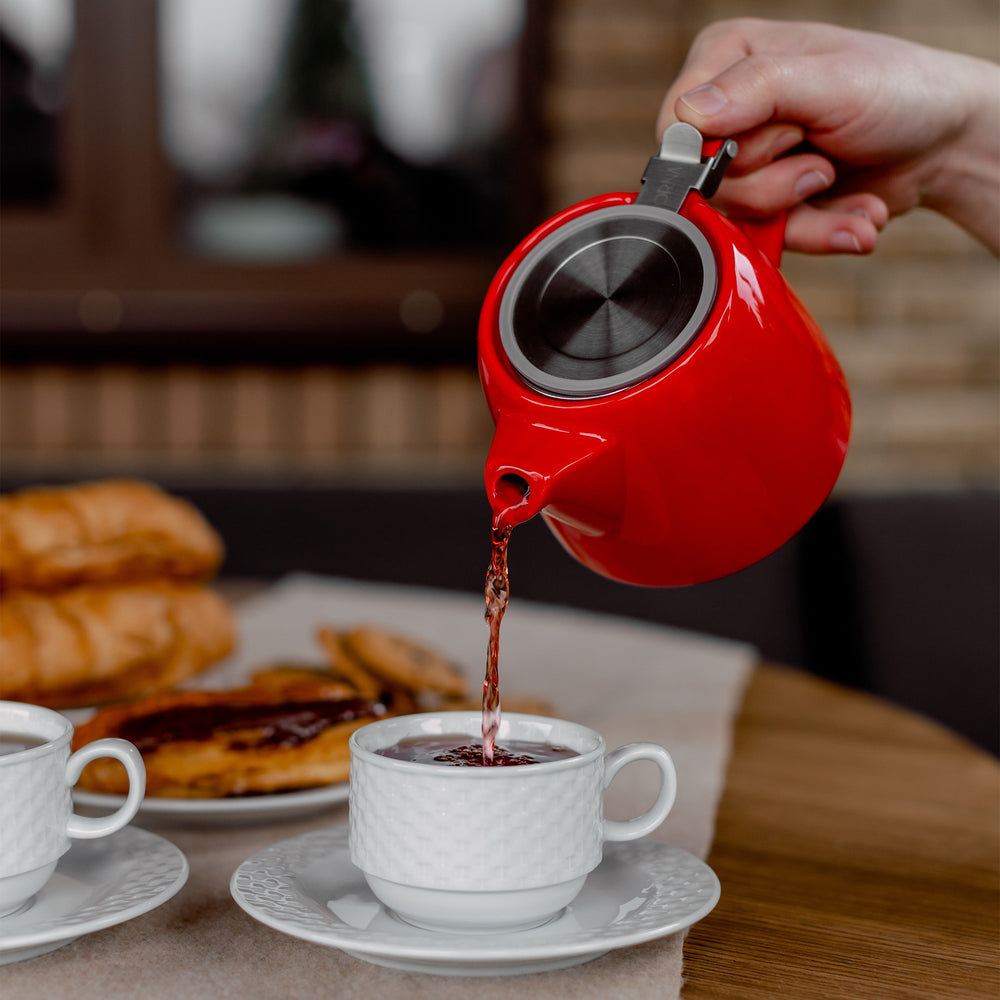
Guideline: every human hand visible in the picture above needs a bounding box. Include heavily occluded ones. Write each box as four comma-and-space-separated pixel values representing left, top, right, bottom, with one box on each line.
658, 19, 1000, 254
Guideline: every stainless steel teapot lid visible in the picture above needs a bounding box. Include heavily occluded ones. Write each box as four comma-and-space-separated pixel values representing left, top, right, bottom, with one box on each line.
499, 125, 737, 399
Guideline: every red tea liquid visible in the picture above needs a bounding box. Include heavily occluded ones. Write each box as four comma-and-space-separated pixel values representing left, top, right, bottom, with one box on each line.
0, 733, 47, 756
482, 517, 512, 764
376, 735, 577, 767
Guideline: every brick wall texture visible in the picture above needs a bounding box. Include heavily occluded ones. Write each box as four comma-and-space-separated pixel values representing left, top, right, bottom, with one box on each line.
2, 0, 996, 492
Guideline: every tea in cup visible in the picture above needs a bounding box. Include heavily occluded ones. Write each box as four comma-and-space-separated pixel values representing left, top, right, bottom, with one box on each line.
348, 711, 677, 932
0, 701, 146, 917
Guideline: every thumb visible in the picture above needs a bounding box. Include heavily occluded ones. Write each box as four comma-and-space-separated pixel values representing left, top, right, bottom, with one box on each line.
673, 52, 850, 138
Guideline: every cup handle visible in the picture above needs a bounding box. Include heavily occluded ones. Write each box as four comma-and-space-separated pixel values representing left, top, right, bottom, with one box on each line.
602, 742, 677, 842
64, 738, 146, 838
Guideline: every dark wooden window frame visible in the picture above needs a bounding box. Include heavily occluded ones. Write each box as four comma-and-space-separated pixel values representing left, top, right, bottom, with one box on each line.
0, 0, 549, 364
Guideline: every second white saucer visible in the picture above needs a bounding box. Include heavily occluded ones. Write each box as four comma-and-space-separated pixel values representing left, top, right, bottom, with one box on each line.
0, 826, 188, 965
231, 825, 720, 976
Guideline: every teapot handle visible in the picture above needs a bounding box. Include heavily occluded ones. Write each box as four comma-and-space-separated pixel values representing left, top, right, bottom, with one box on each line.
730, 211, 787, 268
700, 137, 787, 268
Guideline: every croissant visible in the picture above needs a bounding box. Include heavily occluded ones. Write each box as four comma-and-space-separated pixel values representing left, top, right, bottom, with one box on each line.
0, 581, 236, 708
0, 480, 223, 593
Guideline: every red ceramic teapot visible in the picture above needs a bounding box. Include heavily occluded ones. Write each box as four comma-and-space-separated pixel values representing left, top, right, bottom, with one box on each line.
478, 124, 851, 587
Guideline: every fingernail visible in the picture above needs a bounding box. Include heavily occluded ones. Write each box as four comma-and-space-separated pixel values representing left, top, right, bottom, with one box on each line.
680, 84, 728, 117
830, 230, 863, 253
794, 170, 832, 200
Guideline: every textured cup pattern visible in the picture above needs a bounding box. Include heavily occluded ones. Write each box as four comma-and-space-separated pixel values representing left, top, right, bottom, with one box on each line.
349, 756, 604, 891
0, 751, 71, 876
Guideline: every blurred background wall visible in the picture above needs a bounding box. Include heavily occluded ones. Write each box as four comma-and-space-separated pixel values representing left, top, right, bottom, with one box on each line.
1, 0, 997, 492
1, 1, 997, 751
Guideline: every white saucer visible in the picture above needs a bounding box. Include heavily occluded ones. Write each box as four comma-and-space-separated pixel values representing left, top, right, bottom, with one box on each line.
230, 826, 720, 976
0, 826, 188, 965
74, 781, 349, 825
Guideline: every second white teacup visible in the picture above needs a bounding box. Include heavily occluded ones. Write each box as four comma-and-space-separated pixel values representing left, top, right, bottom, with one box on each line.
0, 701, 146, 918
349, 711, 677, 932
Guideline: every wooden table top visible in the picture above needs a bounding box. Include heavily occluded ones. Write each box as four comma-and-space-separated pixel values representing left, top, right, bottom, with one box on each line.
683, 663, 999, 1000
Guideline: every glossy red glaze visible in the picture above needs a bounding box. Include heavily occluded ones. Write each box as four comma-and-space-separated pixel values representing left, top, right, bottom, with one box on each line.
478, 191, 851, 587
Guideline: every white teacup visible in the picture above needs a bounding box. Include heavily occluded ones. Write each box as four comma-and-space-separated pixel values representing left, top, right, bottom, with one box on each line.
0, 701, 146, 918
348, 711, 677, 933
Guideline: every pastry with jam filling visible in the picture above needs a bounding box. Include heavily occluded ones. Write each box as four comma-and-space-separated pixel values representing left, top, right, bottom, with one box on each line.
72, 670, 417, 797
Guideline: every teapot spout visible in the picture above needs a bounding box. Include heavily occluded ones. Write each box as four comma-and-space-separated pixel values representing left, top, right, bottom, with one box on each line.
484, 416, 625, 532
